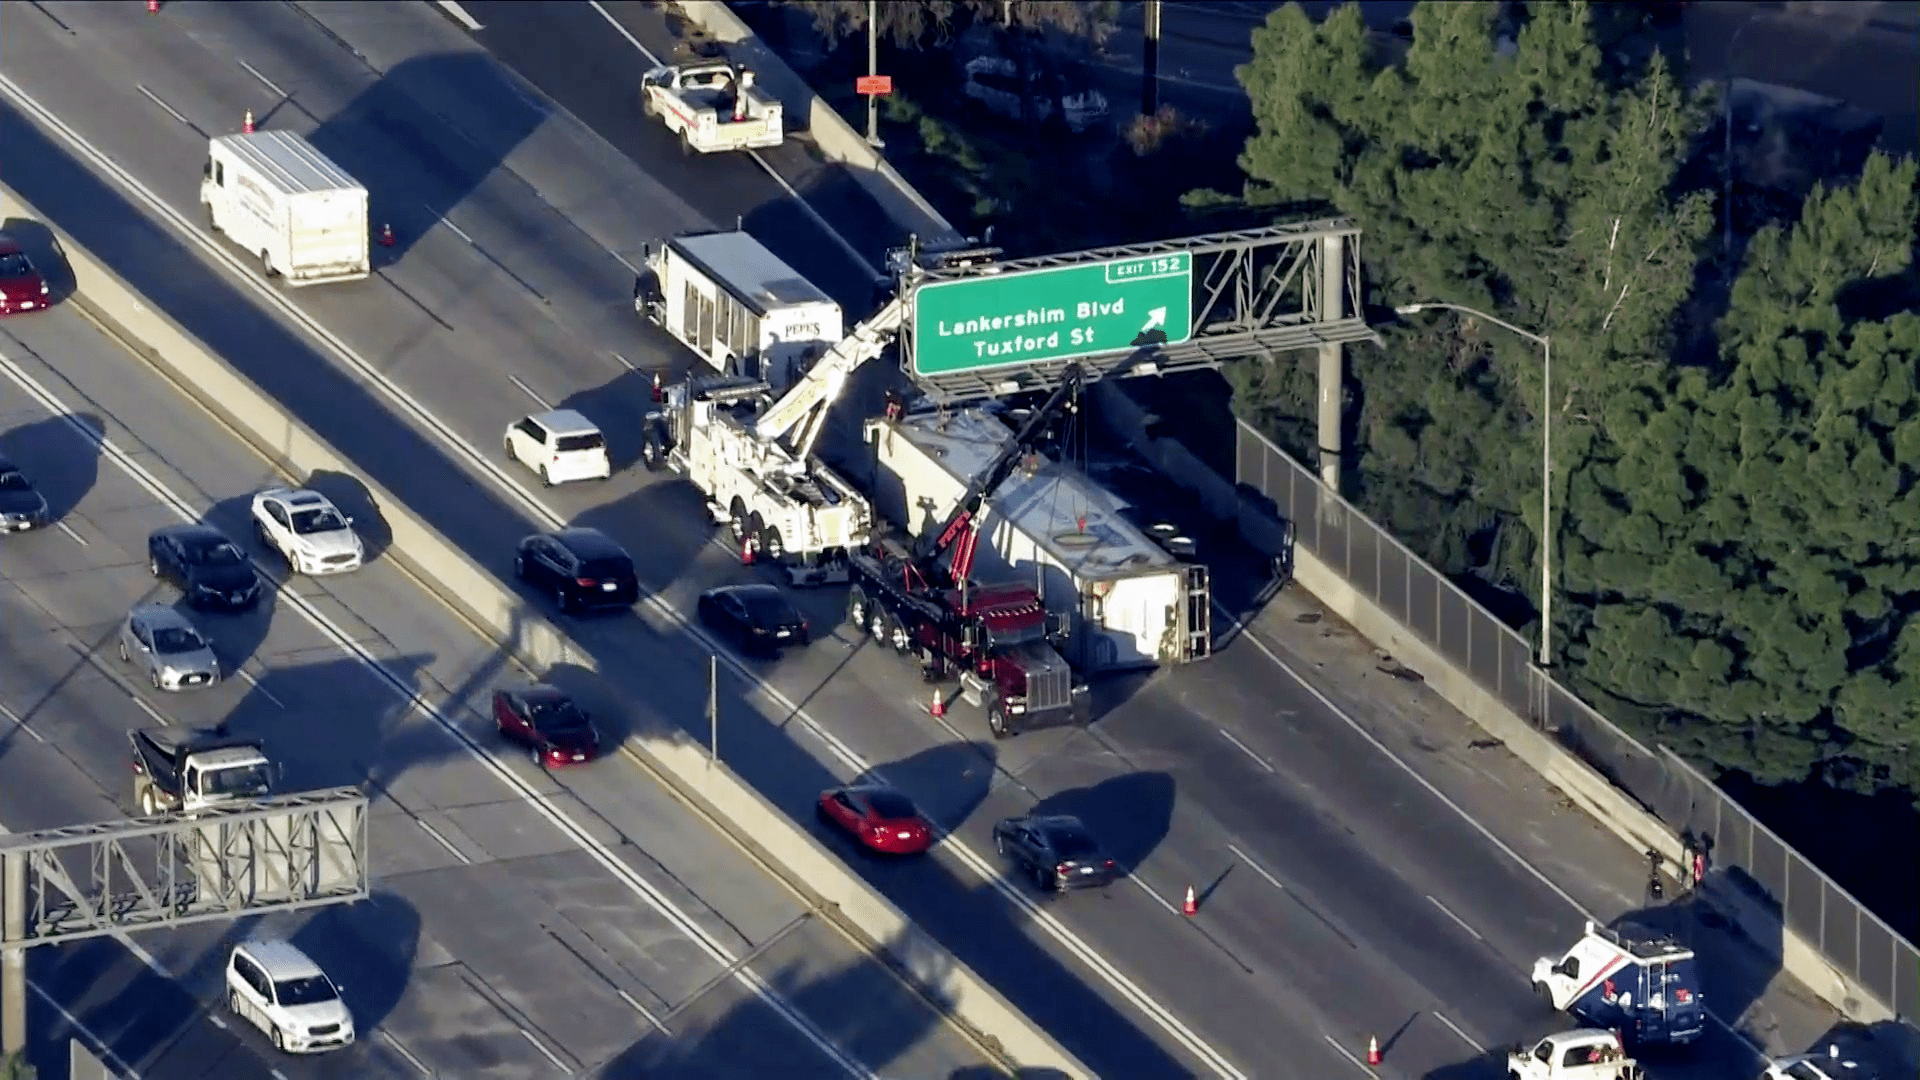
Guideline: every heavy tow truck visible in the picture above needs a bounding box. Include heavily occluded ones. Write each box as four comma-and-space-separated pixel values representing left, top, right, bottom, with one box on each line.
640, 60, 783, 154
130, 724, 277, 817
640, 296, 908, 586
1533, 920, 1706, 1048
1507, 1029, 1643, 1080
843, 366, 1093, 738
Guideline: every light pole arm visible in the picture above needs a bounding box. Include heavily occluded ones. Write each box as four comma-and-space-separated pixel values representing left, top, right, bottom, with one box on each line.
1395, 301, 1548, 349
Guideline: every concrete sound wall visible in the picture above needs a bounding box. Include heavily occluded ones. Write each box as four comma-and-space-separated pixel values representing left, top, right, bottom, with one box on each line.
0, 183, 1090, 1078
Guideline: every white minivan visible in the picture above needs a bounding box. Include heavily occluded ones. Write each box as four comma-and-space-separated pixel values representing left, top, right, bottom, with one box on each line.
505, 409, 613, 486
226, 939, 355, 1053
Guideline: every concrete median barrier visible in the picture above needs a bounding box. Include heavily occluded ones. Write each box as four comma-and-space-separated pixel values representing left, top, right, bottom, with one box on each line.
0, 182, 1091, 1078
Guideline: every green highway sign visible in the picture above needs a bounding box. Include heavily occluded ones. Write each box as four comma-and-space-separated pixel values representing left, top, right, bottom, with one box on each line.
911, 252, 1193, 377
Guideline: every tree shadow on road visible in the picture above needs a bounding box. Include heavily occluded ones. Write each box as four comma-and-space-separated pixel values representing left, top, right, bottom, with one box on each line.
302, 468, 393, 567
0, 412, 102, 527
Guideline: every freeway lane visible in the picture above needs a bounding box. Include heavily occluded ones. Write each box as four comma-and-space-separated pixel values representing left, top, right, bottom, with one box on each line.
0, 305, 994, 1078
0, 3, 1843, 1078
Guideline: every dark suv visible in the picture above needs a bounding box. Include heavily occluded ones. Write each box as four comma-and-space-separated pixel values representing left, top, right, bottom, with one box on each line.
514, 527, 640, 613
992, 813, 1117, 892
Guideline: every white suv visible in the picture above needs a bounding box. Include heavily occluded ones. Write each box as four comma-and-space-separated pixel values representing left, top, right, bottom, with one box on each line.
226, 939, 354, 1053
505, 409, 612, 486
251, 488, 364, 575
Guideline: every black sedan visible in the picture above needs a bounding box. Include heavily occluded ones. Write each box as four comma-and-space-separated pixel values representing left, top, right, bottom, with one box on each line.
0, 458, 49, 532
697, 584, 809, 656
148, 524, 261, 610
992, 813, 1118, 892
514, 527, 639, 613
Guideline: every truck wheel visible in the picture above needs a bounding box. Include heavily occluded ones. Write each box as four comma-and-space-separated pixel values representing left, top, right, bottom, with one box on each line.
204, 203, 220, 233
679, 128, 693, 156
539, 463, 553, 487
887, 618, 912, 654
259, 250, 278, 279
140, 787, 157, 816
641, 427, 665, 472
760, 527, 785, 562
846, 588, 871, 633
988, 703, 1012, 740
869, 607, 892, 643
642, 92, 657, 118
1533, 982, 1554, 1009
505, 437, 519, 464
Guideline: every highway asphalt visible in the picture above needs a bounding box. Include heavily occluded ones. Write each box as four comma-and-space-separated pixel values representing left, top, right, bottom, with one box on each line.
0, 2, 1847, 1077
0, 306, 992, 1078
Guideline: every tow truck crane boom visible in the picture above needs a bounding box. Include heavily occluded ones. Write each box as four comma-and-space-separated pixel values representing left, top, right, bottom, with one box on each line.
751, 295, 908, 460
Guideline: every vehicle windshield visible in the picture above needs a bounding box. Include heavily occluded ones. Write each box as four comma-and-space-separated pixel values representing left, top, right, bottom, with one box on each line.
0, 470, 30, 491
985, 621, 1045, 647
290, 507, 348, 535
863, 791, 918, 819
528, 698, 590, 732
151, 627, 207, 654
184, 539, 245, 566
739, 591, 796, 624
0, 252, 32, 278
555, 433, 605, 452
579, 557, 630, 579
1049, 830, 1100, 859
203, 763, 272, 797
273, 975, 338, 1007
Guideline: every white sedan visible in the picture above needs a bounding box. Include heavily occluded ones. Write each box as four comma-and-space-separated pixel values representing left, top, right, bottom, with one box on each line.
251, 488, 363, 575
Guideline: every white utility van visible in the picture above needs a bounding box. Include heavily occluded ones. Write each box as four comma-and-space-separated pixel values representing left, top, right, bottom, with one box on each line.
636, 230, 842, 392
200, 131, 370, 286
225, 939, 354, 1054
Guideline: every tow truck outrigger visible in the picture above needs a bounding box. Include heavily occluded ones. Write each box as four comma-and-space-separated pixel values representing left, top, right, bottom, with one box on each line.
845, 365, 1093, 737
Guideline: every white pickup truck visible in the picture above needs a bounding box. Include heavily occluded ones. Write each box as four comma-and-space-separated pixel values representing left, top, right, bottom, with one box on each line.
1508, 1029, 1643, 1080
641, 61, 783, 153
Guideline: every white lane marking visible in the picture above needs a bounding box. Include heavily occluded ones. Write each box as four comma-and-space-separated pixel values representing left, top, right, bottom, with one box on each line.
271, 1069, 290, 1080
609, 351, 636, 371
28, 980, 143, 1078
0, 239, 878, 1080
206, 1013, 226, 1029
1, 74, 1240, 1079
132, 694, 171, 727
57, 520, 89, 546
434, 0, 484, 32
1221, 608, 1768, 1064
521, 1027, 572, 1072
619, 989, 672, 1035
417, 818, 472, 864
582, 0, 882, 278
0, 700, 48, 743
1425, 894, 1484, 941
135, 84, 191, 126
235, 667, 285, 708
236, 59, 286, 99
1217, 727, 1274, 773
507, 374, 551, 409
381, 1030, 432, 1075
1320, 1034, 1375, 1077
1130, 875, 1183, 917
437, 214, 475, 245
608, 250, 641, 277
1432, 1010, 1485, 1053
117, 934, 170, 978
1225, 843, 1284, 894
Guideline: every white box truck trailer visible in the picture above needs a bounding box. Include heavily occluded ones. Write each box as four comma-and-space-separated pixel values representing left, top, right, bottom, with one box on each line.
636, 230, 842, 392
864, 407, 1211, 671
200, 131, 369, 286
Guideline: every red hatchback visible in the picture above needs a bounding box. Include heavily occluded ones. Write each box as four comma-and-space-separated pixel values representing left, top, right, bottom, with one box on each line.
0, 236, 50, 316
818, 785, 934, 855
493, 685, 601, 767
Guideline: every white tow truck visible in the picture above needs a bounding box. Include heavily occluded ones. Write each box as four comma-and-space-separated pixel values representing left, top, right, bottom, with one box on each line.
640, 296, 908, 587
641, 61, 783, 153
1507, 1029, 1643, 1080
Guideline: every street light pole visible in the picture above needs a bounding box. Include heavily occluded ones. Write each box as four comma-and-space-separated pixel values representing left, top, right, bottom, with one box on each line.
865, 0, 883, 148
1396, 302, 1555, 667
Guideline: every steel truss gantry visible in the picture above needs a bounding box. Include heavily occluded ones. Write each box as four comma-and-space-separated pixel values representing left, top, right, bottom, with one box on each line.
901, 217, 1381, 402
2, 787, 368, 947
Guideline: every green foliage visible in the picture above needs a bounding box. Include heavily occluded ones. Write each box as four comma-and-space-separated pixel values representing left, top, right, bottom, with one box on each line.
779, 0, 1115, 48
2, 1050, 35, 1080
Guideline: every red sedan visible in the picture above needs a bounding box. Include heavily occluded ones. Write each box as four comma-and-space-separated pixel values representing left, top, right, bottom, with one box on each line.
493, 684, 601, 767
0, 235, 50, 316
817, 785, 933, 855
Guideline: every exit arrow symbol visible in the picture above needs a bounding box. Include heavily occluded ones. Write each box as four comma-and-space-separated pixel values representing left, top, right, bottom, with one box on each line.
1141, 307, 1166, 334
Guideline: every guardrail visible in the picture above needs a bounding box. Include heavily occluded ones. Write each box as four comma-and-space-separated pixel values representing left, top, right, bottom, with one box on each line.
1236, 420, 1917, 1021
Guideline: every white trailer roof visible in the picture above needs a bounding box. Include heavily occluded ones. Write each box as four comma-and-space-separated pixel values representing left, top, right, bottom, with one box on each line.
892, 408, 1176, 580
213, 131, 364, 196
670, 231, 833, 315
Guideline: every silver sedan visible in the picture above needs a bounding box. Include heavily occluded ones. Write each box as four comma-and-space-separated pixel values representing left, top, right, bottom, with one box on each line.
118, 604, 220, 691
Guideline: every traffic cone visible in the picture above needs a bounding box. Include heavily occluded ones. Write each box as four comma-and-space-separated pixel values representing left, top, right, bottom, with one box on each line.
379, 223, 395, 247
929, 688, 946, 718
242, 109, 254, 134
650, 371, 664, 402
148, 0, 160, 12
1366, 1036, 1381, 1066
740, 535, 755, 566
1181, 886, 1197, 916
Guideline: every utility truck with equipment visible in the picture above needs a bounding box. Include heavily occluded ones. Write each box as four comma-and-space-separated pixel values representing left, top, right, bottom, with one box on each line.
130, 725, 277, 817
641, 61, 783, 153
1507, 1030, 1642, 1080
844, 368, 1093, 737
1533, 921, 1705, 1048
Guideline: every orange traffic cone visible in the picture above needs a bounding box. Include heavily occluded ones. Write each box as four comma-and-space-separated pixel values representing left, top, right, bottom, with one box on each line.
1181, 886, 1197, 916
242, 109, 254, 134
650, 371, 664, 402
379, 223, 395, 247
148, 0, 160, 12
740, 535, 756, 566
929, 688, 946, 718
1366, 1036, 1381, 1066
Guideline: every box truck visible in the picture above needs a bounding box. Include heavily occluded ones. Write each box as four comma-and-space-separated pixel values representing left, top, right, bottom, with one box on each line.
200, 131, 370, 286
636, 230, 841, 392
